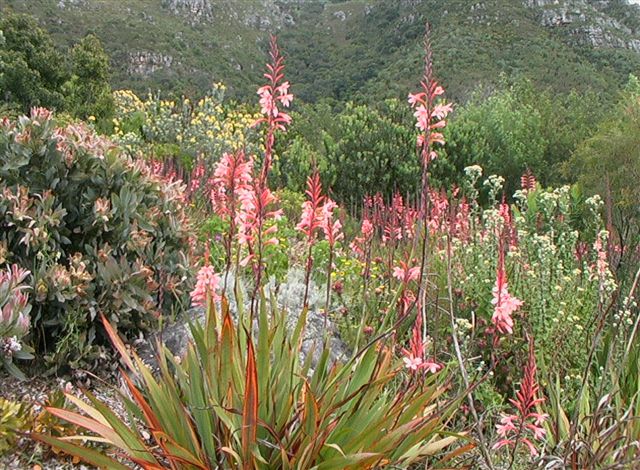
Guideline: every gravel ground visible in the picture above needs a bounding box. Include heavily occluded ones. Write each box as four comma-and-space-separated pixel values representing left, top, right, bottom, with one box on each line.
0, 372, 126, 469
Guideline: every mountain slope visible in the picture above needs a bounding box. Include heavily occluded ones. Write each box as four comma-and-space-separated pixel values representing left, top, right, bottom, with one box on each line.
1, 0, 640, 101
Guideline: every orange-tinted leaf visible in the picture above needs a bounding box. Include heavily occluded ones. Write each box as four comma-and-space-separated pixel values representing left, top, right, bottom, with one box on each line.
45, 407, 128, 450
242, 337, 259, 469
121, 370, 162, 431
101, 313, 136, 372
32, 433, 131, 470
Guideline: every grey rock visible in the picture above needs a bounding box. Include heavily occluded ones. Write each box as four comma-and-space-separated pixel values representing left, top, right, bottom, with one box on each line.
524, 0, 640, 52
163, 0, 214, 24
136, 269, 350, 373
57, 0, 86, 8
127, 51, 175, 76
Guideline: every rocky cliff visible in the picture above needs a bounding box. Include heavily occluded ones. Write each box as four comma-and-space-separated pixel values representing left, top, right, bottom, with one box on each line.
525, 0, 640, 51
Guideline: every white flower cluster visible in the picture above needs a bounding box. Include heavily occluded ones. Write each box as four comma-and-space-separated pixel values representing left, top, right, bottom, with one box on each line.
1, 336, 22, 357
464, 165, 483, 181
483, 175, 505, 202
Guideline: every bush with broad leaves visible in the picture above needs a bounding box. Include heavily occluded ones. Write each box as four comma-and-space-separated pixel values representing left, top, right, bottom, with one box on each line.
0, 108, 193, 371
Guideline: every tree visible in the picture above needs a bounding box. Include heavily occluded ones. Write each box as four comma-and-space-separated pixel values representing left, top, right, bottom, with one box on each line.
440, 82, 547, 196
568, 75, 640, 267
275, 99, 419, 206
438, 79, 604, 196
64, 34, 114, 125
0, 11, 68, 111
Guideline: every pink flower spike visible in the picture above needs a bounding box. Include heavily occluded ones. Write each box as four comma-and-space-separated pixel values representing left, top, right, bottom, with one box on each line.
491, 248, 523, 335
408, 24, 451, 166
493, 337, 547, 458
190, 265, 221, 308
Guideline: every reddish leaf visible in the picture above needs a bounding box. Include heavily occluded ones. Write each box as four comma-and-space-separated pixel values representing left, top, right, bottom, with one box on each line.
242, 337, 259, 469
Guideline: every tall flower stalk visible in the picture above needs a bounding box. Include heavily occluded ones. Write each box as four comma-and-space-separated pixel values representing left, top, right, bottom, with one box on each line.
245, 35, 292, 313
492, 230, 523, 336
254, 35, 292, 186
210, 150, 253, 287
494, 337, 548, 466
296, 172, 325, 307
320, 198, 343, 323
408, 22, 452, 374
296, 172, 343, 320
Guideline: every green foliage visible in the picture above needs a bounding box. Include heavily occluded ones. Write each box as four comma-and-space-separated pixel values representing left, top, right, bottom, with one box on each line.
543, 328, 640, 466
0, 10, 117, 128
438, 79, 603, 195
275, 188, 304, 223
276, 100, 419, 205
64, 34, 114, 128
0, 397, 30, 454
4, 0, 639, 105
569, 75, 640, 263
0, 109, 192, 370
0, 10, 68, 111
35, 293, 468, 469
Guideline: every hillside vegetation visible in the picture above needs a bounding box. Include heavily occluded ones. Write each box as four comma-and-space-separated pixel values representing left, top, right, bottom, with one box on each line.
2, 0, 640, 101
1, 5, 640, 469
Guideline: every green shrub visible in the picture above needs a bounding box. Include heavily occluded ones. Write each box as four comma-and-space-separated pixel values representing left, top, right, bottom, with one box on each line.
0, 397, 30, 454
0, 264, 34, 378
0, 108, 192, 370
275, 100, 419, 205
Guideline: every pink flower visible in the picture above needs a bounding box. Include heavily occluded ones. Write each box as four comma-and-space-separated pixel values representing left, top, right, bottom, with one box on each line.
276, 81, 293, 106
393, 262, 421, 284
258, 86, 278, 117
593, 236, 609, 278
362, 219, 374, 238
350, 218, 374, 257
521, 438, 539, 456
432, 103, 453, 119
413, 105, 430, 132
423, 360, 442, 374
320, 199, 343, 247
526, 422, 547, 440
493, 337, 547, 458
496, 414, 518, 437
407, 92, 425, 106
491, 250, 523, 335
190, 265, 221, 307
401, 313, 441, 375
403, 355, 423, 371
530, 412, 549, 426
